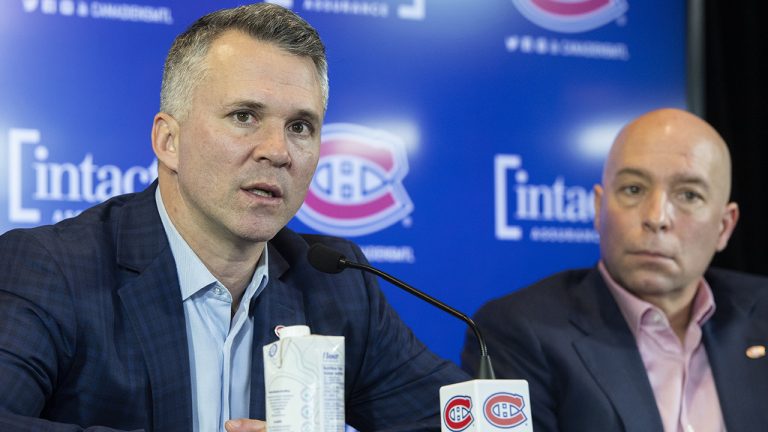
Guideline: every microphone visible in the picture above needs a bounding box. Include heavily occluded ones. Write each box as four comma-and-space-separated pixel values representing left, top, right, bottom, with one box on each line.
307, 243, 495, 380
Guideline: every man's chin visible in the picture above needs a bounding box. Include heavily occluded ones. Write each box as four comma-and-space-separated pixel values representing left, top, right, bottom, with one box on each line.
241, 231, 279, 243
229, 224, 282, 245
622, 273, 680, 298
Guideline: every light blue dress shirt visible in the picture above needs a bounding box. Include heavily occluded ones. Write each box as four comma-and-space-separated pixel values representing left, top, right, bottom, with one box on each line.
156, 189, 269, 431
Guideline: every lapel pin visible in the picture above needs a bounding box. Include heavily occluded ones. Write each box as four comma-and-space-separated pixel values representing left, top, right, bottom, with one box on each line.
745, 345, 766, 359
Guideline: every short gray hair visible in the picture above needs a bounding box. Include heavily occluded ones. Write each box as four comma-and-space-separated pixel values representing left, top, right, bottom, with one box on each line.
160, 3, 328, 120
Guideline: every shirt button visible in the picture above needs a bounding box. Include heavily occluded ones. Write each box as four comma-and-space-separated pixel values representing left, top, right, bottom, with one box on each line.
212, 286, 224, 296
686, 424, 694, 432
652, 312, 663, 323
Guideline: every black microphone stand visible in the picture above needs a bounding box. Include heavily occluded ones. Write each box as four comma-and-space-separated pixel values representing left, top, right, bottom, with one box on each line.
340, 257, 496, 380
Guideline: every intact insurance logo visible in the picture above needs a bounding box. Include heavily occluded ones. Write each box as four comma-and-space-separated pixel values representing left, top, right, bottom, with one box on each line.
495, 154, 598, 243
296, 123, 413, 238
3, 128, 157, 229
511, 0, 628, 33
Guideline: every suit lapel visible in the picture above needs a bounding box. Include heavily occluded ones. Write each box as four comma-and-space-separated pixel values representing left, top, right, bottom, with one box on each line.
115, 185, 193, 432
703, 271, 768, 430
569, 269, 663, 432
248, 234, 308, 420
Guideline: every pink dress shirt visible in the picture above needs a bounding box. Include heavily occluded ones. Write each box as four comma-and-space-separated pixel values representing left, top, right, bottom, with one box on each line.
599, 262, 726, 432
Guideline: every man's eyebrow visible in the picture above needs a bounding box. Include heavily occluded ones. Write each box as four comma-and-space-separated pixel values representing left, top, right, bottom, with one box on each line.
223, 100, 266, 112
221, 102, 321, 125
614, 167, 651, 181
293, 109, 322, 125
615, 168, 712, 190
669, 173, 711, 191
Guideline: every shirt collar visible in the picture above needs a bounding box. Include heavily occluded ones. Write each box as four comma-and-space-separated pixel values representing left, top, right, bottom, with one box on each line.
598, 260, 716, 337
155, 188, 269, 302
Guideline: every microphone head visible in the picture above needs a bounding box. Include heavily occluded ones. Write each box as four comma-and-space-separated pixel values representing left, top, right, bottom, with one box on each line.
307, 243, 347, 274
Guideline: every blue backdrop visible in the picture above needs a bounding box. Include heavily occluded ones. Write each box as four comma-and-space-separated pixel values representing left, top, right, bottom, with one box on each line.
0, 0, 687, 363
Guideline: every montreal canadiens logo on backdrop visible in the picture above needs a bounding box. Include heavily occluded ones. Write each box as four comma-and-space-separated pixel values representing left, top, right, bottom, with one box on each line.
296, 123, 413, 237
511, 0, 628, 33
483, 392, 527, 428
443, 395, 474, 431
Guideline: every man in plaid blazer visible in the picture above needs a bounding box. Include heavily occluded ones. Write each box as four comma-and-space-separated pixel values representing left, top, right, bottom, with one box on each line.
0, 4, 467, 431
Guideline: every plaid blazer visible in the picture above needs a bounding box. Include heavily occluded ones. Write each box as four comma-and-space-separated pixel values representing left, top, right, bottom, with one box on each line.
0, 182, 468, 431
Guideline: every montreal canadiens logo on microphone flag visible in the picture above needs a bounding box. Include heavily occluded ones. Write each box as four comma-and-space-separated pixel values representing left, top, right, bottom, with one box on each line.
511, 0, 628, 33
483, 392, 528, 428
296, 123, 414, 237
443, 395, 474, 431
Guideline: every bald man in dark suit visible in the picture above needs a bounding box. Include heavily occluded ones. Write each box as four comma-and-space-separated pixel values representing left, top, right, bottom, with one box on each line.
463, 108, 768, 432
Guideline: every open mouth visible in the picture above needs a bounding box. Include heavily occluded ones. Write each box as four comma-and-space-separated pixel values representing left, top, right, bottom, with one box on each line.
248, 188, 274, 198
244, 183, 282, 199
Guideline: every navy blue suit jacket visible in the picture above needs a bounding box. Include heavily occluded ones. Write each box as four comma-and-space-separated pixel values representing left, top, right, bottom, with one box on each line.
462, 267, 768, 431
0, 184, 468, 431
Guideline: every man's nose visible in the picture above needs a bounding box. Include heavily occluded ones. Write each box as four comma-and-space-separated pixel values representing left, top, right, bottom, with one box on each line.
253, 124, 291, 167
642, 191, 672, 232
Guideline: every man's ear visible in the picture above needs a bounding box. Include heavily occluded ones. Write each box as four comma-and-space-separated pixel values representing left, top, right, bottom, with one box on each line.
716, 202, 740, 252
593, 184, 604, 231
151, 112, 180, 172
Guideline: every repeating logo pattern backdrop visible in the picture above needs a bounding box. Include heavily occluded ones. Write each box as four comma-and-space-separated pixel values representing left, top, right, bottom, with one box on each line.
0, 0, 687, 362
